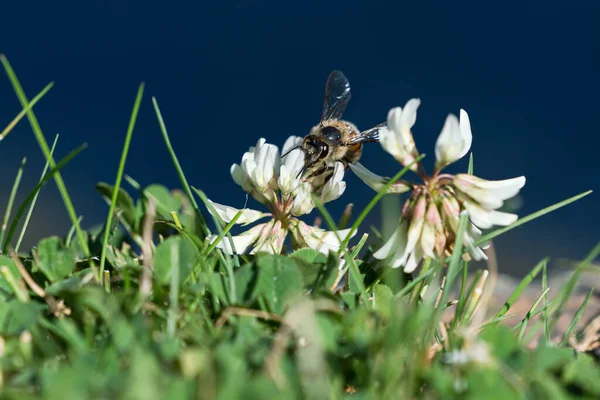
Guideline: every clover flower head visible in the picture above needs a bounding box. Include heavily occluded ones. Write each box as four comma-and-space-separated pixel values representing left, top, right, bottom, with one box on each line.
208, 137, 353, 255
351, 103, 525, 272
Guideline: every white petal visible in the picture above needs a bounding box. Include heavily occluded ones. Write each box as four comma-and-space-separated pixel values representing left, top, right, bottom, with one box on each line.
463, 201, 518, 229
454, 175, 525, 209
208, 223, 265, 254
291, 183, 315, 216
319, 162, 346, 203
401, 196, 426, 264
399, 98, 420, 132
207, 200, 266, 225
349, 162, 411, 193
281, 135, 303, 155
459, 109, 473, 156
435, 113, 470, 169
278, 141, 305, 194
373, 221, 403, 259
374, 221, 409, 269
292, 222, 355, 254
382, 100, 420, 169
230, 163, 248, 189
403, 244, 423, 273
420, 222, 436, 258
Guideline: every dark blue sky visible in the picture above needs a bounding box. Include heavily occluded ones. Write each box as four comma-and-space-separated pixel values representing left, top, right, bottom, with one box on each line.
0, 1, 598, 276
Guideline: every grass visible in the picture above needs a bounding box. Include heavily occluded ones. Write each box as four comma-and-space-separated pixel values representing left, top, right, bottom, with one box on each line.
0, 56, 598, 399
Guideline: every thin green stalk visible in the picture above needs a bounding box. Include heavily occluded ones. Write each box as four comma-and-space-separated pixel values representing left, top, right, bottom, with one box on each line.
193, 187, 238, 304
461, 270, 489, 325
409, 258, 432, 304
394, 266, 437, 299
494, 258, 548, 320
517, 287, 550, 341
312, 195, 369, 308
547, 242, 600, 334
168, 240, 180, 337
65, 216, 83, 248
205, 210, 243, 255
433, 212, 468, 329
15, 134, 59, 253
452, 261, 469, 328
3, 143, 87, 254
0, 82, 53, 140
152, 97, 210, 237
350, 233, 369, 259
541, 262, 549, 344
99, 84, 145, 273
340, 155, 425, 251
0, 56, 90, 260
561, 287, 594, 345
1, 158, 26, 248
104, 271, 111, 294
0, 266, 29, 302
475, 190, 592, 247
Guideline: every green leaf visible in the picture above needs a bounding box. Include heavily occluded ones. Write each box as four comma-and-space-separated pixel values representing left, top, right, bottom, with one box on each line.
145, 184, 182, 218
290, 248, 328, 264
562, 354, 600, 395
153, 236, 200, 285
255, 254, 304, 314
36, 236, 76, 282
0, 255, 22, 299
95, 182, 137, 229
373, 283, 393, 317
45, 268, 95, 296
235, 263, 259, 304
0, 300, 45, 335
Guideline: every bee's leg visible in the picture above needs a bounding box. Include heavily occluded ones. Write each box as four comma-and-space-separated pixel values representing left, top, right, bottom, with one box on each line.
305, 164, 329, 180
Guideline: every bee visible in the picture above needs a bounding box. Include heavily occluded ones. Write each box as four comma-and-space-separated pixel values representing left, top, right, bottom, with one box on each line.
288, 70, 386, 179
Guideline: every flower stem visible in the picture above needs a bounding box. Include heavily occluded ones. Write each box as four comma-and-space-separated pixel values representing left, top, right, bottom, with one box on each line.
409, 258, 432, 304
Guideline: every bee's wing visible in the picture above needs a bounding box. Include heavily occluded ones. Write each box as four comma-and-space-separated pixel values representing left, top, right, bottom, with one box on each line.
321, 70, 351, 122
345, 122, 386, 144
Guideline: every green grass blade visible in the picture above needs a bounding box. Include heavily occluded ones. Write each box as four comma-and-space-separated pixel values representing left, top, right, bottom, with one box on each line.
517, 287, 550, 341
152, 97, 210, 237
0, 82, 54, 140
494, 258, 548, 320
394, 267, 437, 298
467, 152, 474, 174
434, 212, 468, 329
192, 187, 238, 305
167, 239, 180, 337
341, 154, 424, 251
205, 210, 243, 254
561, 287, 594, 346
15, 134, 59, 253
475, 190, 592, 247
452, 261, 469, 327
99, 84, 145, 272
0, 55, 90, 259
312, 195, 369, 308
1, 157, 26, 248
548, 242, 600, 334
541, 262, 550, 344
2, 143, 88, 254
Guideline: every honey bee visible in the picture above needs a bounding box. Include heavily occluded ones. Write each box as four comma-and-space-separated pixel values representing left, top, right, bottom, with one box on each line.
289, 70, 386, 179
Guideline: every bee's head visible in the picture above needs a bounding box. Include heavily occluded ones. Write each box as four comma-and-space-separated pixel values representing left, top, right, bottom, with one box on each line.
301, 134, 328, 166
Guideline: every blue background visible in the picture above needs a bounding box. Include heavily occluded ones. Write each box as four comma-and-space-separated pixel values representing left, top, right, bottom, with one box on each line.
0, 1, 598, 276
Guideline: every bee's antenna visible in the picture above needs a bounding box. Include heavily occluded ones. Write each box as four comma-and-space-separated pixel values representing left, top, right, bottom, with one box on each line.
296, 164, 308, 179
281, 145, 303, 158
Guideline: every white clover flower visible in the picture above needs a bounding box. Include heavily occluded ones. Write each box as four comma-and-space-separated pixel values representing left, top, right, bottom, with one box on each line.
207, 136, 352, 256
353, 104, 525, 271
379, 99, 421, 171
434, 110, 472, 170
